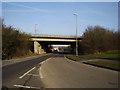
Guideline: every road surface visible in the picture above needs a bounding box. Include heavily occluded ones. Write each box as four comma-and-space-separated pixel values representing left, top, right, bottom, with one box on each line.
2, 54, 118, 89
40, 55, 118, 88
2, 54, 54, 89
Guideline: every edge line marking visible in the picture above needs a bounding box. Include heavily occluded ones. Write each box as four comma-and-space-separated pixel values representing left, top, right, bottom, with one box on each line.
40, 67, 43, 78
40, 57, 52, 65
39, 57, 52, 79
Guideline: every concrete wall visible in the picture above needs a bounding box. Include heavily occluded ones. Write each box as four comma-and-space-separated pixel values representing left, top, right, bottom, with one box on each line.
34, 41, 46, 54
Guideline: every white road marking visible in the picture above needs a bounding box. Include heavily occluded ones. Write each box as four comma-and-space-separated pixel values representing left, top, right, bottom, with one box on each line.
40, 57, 52, 65
14, 84, 41, 89
41, 61, 45, 64
39, 57, 52, 79
40, 67, 43, 78
64, 55, 69, 60
27, 74, 39, 76
19, 67, 36, 79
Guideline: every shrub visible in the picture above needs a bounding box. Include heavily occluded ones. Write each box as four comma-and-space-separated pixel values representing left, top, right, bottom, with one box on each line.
2, 25, 32, 60
81, 26, 119, 54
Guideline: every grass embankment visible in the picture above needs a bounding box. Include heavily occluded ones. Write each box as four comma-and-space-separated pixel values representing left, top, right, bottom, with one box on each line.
85, 50, 119, 71
84, 61, 119, 71
87, 50, 120, 60
66, 54, 90, 61
66, 50, 119, 71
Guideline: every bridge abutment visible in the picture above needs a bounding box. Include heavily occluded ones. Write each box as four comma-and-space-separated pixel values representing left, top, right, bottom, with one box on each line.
34, 41, 46, 54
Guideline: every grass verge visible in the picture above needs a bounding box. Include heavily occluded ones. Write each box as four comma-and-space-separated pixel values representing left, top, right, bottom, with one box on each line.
84, 61, 119, 71
87, 50, 120, 60
66, 54, 90, 61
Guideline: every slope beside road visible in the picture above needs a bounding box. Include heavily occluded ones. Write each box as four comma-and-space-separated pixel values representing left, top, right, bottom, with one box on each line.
40, 55, 118, 88
2, 54, 49, 67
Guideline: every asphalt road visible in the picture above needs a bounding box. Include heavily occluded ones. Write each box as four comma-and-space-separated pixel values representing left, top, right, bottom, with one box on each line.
40, 55, 118, 88
2, 54, 119, 89
2, 54, 55, 89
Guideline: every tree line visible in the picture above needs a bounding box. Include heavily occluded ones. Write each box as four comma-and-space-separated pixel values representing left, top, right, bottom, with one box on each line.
2, 22, 119, 59
2, 24, 32, 60
79, 26, 119, 54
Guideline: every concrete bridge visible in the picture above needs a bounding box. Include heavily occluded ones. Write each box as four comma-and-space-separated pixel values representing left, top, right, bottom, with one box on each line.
31, 35, 82, 54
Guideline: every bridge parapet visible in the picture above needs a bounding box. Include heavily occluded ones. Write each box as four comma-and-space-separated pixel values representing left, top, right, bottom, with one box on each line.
31, 35, 82, 42
31, 34, 81, 38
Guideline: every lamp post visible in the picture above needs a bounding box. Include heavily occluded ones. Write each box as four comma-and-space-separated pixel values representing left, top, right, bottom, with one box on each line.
34, 24, 37, 54
35, 24, 37, 41
74, 13, 78, 56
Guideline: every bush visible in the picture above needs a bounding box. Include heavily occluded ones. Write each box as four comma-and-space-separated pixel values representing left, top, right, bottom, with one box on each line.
81, 26, 119, 54
2, 24, 32, 60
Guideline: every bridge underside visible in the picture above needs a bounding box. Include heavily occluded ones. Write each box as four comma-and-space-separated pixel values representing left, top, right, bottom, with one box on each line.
31, 36, 82, 54
31, 41, 78, 54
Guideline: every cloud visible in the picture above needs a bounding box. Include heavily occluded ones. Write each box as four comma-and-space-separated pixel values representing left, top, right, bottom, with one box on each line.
3, 10, 40, 12
3, 2, 52, 13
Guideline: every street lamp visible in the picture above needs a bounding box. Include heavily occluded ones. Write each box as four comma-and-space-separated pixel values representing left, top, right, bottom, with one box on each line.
35, 24, 37, 41
74, 13, 78, 56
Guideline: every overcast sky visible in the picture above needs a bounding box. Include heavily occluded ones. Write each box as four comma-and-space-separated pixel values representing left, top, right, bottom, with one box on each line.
2, 2, 118, 36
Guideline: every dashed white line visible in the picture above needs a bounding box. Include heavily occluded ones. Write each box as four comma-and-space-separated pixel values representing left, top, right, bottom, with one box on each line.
19, 67, 36, 79
14, 84, 41, 89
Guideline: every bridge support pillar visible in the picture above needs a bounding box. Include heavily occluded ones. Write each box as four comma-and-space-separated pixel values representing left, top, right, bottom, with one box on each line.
34, 41, 46, 54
